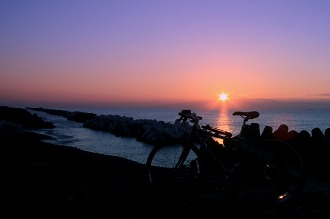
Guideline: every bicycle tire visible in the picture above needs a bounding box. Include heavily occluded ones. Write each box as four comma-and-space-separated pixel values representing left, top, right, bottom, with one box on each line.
236, 139, 305, 205
146, 143, 201, 196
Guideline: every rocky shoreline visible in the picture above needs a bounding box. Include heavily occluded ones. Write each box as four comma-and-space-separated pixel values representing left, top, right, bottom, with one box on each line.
28, 106, 330, 182
2, 106, 330, 218
28, 107, 330, 148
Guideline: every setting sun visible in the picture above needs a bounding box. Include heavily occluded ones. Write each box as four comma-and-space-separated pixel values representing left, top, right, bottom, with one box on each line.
218, 92, 229, 102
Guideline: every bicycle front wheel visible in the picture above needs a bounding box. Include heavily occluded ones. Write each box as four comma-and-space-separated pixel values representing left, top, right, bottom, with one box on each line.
237, 139, 305, 205
146, 143, 201, 195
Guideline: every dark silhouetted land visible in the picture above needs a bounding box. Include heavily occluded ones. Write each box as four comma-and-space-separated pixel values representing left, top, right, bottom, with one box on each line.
2, 106, 330, 218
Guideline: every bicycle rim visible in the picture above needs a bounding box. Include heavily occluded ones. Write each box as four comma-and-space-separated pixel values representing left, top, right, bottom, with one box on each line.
237, 139, 305, 205
146, 143, 201, 195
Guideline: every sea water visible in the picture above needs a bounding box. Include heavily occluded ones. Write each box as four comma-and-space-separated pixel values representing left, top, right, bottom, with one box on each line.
28, 107, 330, 164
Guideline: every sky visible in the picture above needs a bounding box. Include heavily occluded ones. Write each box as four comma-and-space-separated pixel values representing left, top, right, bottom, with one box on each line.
1, 0, 330, 110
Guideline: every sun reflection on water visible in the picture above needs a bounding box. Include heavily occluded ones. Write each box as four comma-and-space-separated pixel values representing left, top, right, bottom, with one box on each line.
215, 107, 233, 144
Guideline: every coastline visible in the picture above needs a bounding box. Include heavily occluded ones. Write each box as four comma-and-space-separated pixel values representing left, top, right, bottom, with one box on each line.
2, 131, 152, 218
2, 106, 330, 218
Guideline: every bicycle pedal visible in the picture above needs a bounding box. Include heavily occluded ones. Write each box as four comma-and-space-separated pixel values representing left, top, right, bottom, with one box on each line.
228, 163, 240, 173
188, 160, 200, 174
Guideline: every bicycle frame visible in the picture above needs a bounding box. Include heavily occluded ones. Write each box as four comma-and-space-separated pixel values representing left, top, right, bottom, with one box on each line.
146, 109, 305, 205
178, 110, 250, 176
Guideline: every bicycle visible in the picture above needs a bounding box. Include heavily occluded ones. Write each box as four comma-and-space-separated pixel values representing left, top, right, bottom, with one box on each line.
146, 109, 305, 206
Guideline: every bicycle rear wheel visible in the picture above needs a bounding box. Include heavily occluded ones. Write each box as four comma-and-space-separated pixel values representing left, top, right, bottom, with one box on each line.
236, 139, 305, 205
146, 143, 201, 196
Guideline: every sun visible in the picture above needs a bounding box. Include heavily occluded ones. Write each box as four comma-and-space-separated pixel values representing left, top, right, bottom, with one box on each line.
218, 92, 229, 102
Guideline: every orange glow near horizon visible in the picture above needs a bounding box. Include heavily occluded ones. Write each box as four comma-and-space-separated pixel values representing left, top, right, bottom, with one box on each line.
0, 1, 330, 109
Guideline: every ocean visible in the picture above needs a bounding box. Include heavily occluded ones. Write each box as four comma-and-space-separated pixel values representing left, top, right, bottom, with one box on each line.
28, 107, 330, 164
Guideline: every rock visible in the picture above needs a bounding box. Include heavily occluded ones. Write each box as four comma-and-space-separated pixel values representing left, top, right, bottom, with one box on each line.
0, 120, 24, 134
323, 128, 330, 147
83, 114, 187, 145
261, 125, 273, 139
0, 106, 54, 129
28, 107, 97, 123
312, 127, 324, 149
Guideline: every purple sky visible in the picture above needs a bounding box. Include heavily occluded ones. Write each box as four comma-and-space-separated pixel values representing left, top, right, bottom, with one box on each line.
1, 0, 330, 109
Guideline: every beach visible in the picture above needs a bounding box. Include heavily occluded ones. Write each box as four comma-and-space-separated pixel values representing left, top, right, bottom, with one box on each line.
2, 106, 330, 218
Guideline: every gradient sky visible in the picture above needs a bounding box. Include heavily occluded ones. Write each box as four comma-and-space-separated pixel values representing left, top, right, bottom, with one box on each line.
1, 0, 330, 109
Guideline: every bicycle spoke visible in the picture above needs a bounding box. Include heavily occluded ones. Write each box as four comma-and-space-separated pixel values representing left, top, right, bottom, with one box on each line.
238, 139, 304, 204
146, 144, 201, 196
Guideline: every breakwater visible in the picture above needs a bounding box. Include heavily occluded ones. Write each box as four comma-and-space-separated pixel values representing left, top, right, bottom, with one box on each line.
27, 107, 330, 152
2, 106, 330, 182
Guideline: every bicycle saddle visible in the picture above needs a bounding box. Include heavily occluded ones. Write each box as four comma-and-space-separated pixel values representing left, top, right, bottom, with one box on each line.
233, 111, 260, 119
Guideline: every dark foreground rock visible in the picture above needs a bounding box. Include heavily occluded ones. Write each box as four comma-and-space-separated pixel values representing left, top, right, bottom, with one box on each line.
0, 106, 54, 129
27, 107, 97, 123
2, 106, 330, 218
2, 132, 150, 218
2, 131, 330, 219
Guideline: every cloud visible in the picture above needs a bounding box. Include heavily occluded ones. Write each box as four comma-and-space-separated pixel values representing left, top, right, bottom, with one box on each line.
232, 98, 330, 110
307, 93, 330, 97
317, 93, 330, 97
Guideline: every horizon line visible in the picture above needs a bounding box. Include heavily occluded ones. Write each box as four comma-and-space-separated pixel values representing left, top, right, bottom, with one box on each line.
2, 98, 330, 111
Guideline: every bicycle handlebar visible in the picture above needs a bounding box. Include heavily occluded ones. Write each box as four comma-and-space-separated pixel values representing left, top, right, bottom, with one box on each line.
202, 124, 232, 138
178, 110, 232, 139
178, 110, 202, 122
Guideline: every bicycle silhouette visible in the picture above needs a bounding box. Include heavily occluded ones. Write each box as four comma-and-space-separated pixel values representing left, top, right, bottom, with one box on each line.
146, 110, 304, 205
